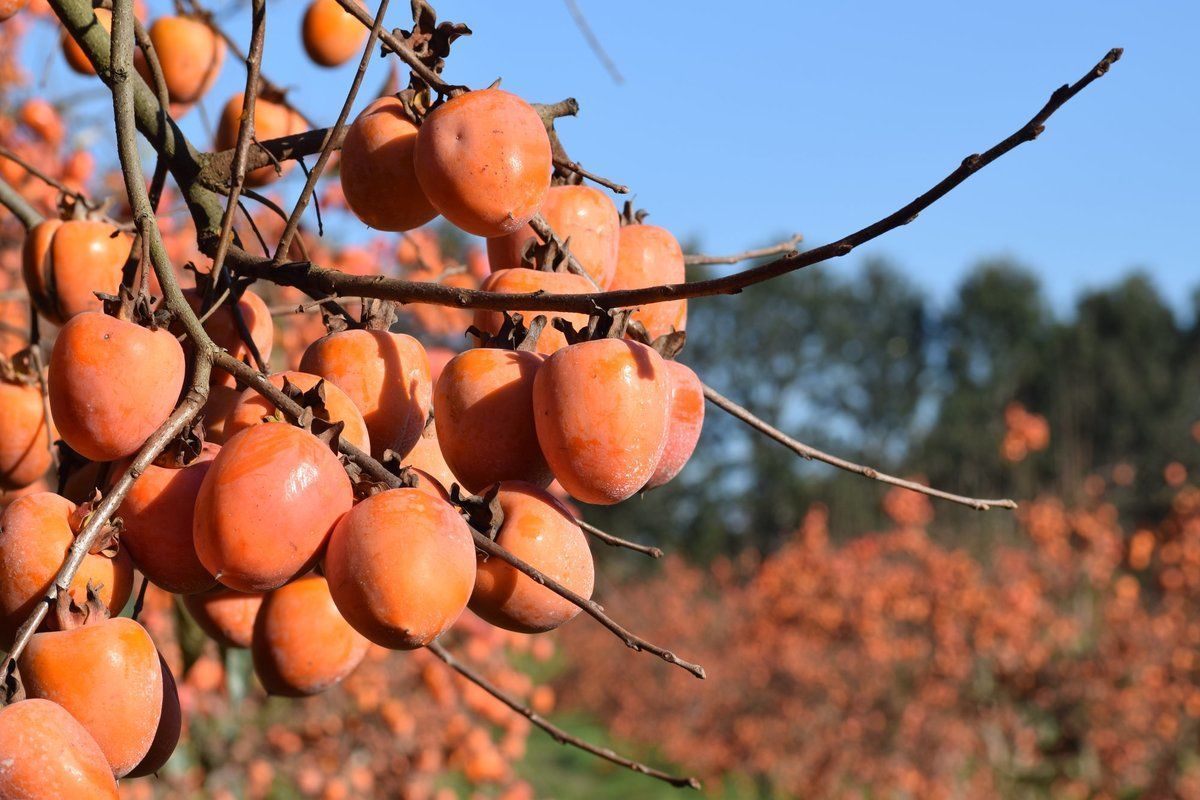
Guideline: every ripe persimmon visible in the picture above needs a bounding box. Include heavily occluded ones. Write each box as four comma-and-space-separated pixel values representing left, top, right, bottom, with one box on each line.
182, 586, 263, 648
299, 329, 431, 460
182, 287, 274, 388
413, 89, 552, 237
487, 185, 620, 288
325, 487, 476, 649
252, 573, 369, 696
48, 311, 186, 461
22, 219, 133, 325
116, 444, 219, 594
61, 8, 110, 75
612, 223, 687, 339
340, 96, 437, 231
126, 653, 182, 778
302, 0, 367, 68
0, 377, 51, 490
0, 699, 118, 798
533, 338, 671, 504
19, 612, 163, 777
215, 92, 305, 186
433, 347, 551, 492
0, 492, 132, 645
140, 15, 225, 113
18, 97, 63, 146
193, 422, 352, 592
224, 370, 371, 454
405, 417, 457, 493
470, 481, 593, 633
473, 269, 593, 355
646, 360, 704, 489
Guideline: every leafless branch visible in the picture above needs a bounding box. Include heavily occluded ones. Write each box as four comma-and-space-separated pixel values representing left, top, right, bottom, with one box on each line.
684, 233, 803, 266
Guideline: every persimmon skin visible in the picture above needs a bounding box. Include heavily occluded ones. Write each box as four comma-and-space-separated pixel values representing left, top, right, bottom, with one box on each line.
19, 617, 163, 778
0, 0, 29, 21
533, 339, 671, 505
303, 0, 368, 67
486, 185, 620, 288
470, 482, 593, 633
0, 380, 51, 490
646, 360, 705, 489
0, 699, 119, 799
299, 329, 431, 461
182, 287, 274, 388
434, 348, 552, 493
183, 587, 262, 648
413, 89, 552, 237
140, 16, 225, 113
215, 93, 304, 186
473, 268, 594, 356
325, 488, 476, 649
340, 96, 436, 231
116, 446, 219, 595
48, 311, 186, 462
193, 422, 353, 592
0, 493, 132, 646
252, 574, 369, 697
22, 219, 133, 325
126, 653, 182, 778
405, 421, 458, 493
224, 370, 371, 454
612, 224, 688, 339
62, 7, 110, 75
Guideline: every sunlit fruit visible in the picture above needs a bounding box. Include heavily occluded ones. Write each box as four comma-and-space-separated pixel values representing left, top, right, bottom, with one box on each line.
138, 15, 225, 115
0, 699, 118, 798
646, 360, 704, 489
612, 223, 687, 339
22, 219, 133, 325
473, 268, 593, 356
0, 377, 52, 490
340, 96, 437, 231
223, 370, 371, 454
302, 0, 367, 68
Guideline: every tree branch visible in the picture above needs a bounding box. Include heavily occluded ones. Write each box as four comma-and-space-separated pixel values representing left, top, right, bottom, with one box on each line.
0, 173, 43, 230
684, 233, 803, 266
577, 518, 663, 558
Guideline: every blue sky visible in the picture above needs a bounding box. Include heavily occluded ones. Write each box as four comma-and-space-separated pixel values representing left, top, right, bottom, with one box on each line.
27, 1, 1198, 314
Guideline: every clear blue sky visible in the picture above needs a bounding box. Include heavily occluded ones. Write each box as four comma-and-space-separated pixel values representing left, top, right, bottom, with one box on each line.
28, 0, 1198, 314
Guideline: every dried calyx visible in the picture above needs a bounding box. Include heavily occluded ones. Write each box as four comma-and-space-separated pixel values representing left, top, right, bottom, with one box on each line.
449, 482, 505, 542
278, 376, 346, 453
553, 308, 635, 345
153, 420, 206, 468
52, 581, 112, 632
626, 320, 687, 359
358, 298, 397, 331
69, 491, 122, 559
467, 311, 547, 352
0, 348, 41, 387
98, 284, 163, 329
619, 199, 649, 226
391, 0, 471, 115
520, 234, 577, 274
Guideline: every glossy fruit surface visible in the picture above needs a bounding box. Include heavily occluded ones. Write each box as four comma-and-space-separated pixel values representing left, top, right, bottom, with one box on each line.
302, 0, 368, 67
325, 488, 476, 649
194, 423, 352, 592
19, 616, 163, 777
646, 360, 704, 489
473, 268, 593, 356
340, 96, 436, 231
0, 699, 119, 798
470, 481, 593, 633
22, 219, 132, 324
48, 311, 186, 461
224, 370, 371, 454
252, 573, 369, 696
299, 329, 430, 460
434, 347, 551, 492
0, 379, 51, 490
612, 224, 687, 339
413, 89, 551, 237
533, 338, 671, 504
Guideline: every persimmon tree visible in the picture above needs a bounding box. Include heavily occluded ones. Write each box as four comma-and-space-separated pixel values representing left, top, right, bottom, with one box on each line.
0, 0, 1120, 793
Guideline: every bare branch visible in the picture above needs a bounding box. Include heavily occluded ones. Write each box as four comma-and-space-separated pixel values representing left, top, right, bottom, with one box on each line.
0, 173, 43, 230
577, 518, 663, 558
561, 0, 624, 85
684, 233, 803, 266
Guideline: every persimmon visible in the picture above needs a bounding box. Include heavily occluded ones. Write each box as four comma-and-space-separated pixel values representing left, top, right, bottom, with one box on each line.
215, 92, 305, 186
0, 377, 51, 490
0, 699, 118, 799
61, 7, 110, 75
427, 345, 456, 385
532, 338, 671, 504
405, 417, 457, 493
193, 422, 352, 592
299, 328, 431, 460
126, 653, 182, 778
472, 269, 593, 355
48, 311, 185, 461
182, 287, 274, 388
433, 347, 551, 492
612, 223, 687, 338
646, 360, 704, 489
325, 487, 476, 649
302, 0, 368, 68
224, 370, 371, 454
470, 481, 593, 633
413, 89, 552, 237
252, 573, 369, 696
18, 97, 63, 146
0, 492, 132, 645
340, 96, 436, 231
182, 587, 263, 648
19, 612, 163, 777
201, 383, 241, 444
487, 185, 620, 288
115, 444, 219, 594
140, 15, 225, 113
22, 219, 133, 324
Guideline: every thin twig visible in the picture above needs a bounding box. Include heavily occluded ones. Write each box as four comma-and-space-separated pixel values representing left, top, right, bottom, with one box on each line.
428, 641, 699, 788
577, 518, 663, 558
552, 155, 629, 193
684, 234, 803, 266
702, 382, 1017, 511
561, 0, 624, 85
331, 0, 464, 96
